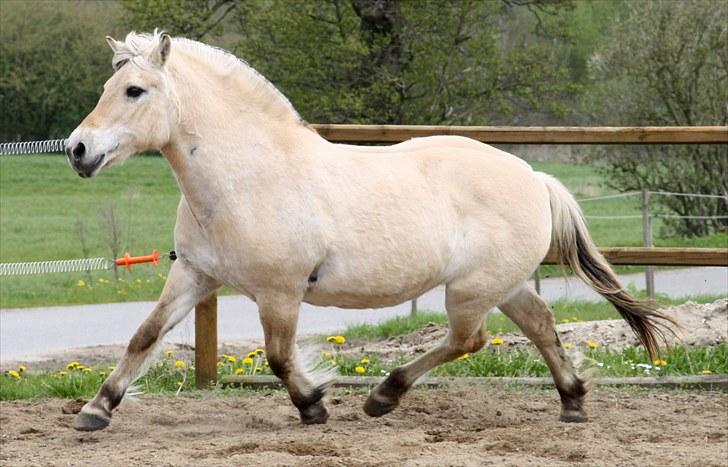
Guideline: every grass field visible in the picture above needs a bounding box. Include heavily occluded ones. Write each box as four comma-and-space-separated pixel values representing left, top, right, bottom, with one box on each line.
0, 155, 724, 308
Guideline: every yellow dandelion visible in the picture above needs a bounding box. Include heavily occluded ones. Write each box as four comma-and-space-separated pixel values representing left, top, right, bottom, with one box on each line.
247, 351, 257, 358
243, 357, 254, 366
653, 359, 667, 367
563, 343, 572, 349
76, 279, 86, 288
67, 361, 80, 370
234, 368, 244, 375
82, 367, 93, 372
99, 371, 107, 377
360, 358, 370, 365
571, 316, 578, 321
177, 381, 184, 387
327, 335, 346, 345
165, 350, 174, 358
586, 340, 598, 349
255, 367, 262, 373
355, 366, 366, 374
18, 365, 27, 373
108, 366, 116, 372
174, 360, 186, 368
322, 351, 331, 357
7, 370, 20, 379
562, 319, 570, 324
58, 371, 67, 377
490, 337, 504, 346
216, 361, 225, 368
226, 355, 237, 363
330, 359, 337, 366
255, 348, 264, 355
457, 353, 469, 360
700, 369, 712, 375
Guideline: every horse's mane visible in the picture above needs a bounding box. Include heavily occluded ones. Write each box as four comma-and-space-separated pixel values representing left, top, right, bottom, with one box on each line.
112, 30, 304, 124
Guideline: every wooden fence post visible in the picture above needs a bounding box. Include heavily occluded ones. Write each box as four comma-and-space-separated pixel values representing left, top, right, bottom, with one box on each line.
195, 292, 218, 389
641, 190, 655, 299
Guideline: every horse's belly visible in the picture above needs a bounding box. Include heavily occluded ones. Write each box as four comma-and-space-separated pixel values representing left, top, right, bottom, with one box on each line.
303, 282, 436, 309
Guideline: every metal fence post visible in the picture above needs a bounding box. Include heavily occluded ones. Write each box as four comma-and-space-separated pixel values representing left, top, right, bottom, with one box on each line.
410, 298, 418, 317
533, 269, 541, 295
195, 292, 218, 389
641, 190, 655, 299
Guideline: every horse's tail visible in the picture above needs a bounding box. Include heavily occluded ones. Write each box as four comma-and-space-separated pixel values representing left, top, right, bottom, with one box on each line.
537, 172, 677, 360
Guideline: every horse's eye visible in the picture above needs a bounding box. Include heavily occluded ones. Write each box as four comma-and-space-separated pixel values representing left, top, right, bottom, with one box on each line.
126, 86, 145, 98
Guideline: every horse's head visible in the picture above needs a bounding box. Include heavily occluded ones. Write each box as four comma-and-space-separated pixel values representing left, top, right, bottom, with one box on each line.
66, 32, 176, 177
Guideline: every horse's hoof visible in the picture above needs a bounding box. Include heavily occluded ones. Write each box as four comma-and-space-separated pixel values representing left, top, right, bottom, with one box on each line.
72, 411, 111, 431
300, 403, 329, 425
363, 396, 398, 418
559, 411, 588, 423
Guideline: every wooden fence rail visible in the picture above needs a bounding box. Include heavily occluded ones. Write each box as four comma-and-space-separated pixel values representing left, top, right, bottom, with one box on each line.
194, 125, 728, 388
311, 124, 728, 144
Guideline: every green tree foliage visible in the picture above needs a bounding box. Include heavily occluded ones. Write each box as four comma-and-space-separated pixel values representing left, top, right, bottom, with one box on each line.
0, 1, 122, 141
118, 0, 238, 40
119, 0, 578, 124
587, 0, 727, 236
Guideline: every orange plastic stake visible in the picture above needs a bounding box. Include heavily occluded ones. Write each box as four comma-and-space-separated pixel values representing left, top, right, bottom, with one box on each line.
115, 249, 160, 270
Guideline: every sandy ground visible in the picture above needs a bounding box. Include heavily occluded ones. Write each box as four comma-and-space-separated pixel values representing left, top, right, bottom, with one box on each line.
0, 386, 726, 467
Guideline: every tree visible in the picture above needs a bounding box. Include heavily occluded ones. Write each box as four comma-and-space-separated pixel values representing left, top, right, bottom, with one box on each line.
0, 1, 122, 141
118, 0, 578, 125
586, 0, 727, 237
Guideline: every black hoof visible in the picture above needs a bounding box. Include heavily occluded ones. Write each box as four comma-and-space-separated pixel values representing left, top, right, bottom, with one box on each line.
300, 403, 329, 425
559, 411, 588, 423
363, 395, 398, 418
72, 411, 111, 432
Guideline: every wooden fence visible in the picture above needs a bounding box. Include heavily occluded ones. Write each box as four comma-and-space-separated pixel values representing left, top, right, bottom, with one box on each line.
194, 125, 728, 388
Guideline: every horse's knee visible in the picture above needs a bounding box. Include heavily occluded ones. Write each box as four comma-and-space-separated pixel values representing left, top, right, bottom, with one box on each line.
128, 318, 163, 353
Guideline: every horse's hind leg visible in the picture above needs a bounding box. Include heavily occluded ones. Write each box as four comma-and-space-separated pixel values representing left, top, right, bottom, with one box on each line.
364, 280, 492, 417
258, 295, 332, 424
498, 284, 588, 422
73, 261, 219, 431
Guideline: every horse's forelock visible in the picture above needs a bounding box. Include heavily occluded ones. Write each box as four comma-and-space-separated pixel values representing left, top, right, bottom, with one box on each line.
111, 30, 165, 71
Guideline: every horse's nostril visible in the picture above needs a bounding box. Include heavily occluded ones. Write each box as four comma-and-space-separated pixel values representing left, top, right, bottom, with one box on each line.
72, 142, 86, 160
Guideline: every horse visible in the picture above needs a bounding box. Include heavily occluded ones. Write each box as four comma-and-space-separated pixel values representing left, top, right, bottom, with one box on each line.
65, 31, 675, 432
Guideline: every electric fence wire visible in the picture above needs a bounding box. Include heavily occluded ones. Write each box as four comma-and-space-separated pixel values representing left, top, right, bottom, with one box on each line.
0, 139, 67, 155
0, 257, 112, 276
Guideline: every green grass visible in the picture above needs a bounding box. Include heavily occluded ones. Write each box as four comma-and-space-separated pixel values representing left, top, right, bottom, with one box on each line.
0, 156, 724, 308
3, 343, 724, 400
0, 349, 272, 401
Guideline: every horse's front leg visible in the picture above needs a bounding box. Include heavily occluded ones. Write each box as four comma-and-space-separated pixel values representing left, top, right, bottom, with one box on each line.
258, 295, 332, 424
73, 261, 219, 431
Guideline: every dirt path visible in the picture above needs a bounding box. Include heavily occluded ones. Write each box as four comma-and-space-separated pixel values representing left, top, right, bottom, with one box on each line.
1, 386, 725, 467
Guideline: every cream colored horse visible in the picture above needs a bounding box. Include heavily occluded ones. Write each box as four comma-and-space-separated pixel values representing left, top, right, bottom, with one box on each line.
66, 32, 673, 431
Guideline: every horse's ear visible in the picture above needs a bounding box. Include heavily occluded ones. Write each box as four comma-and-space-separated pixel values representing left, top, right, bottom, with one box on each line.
149, 33, 171, 67
105, 36, 124, 53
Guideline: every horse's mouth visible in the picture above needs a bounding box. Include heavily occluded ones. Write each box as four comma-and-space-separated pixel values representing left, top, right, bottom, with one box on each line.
76, 153, 106, 178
